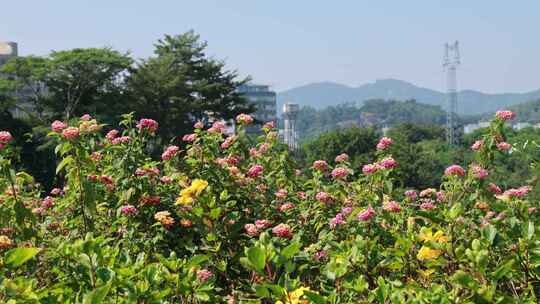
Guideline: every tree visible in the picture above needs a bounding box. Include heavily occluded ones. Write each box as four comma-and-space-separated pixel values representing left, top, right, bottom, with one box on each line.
45, 48, 133, 121
301, 127, 379, 168
0, 48, 132, 122
126, 31, 253, 141
386, 123, 445, 144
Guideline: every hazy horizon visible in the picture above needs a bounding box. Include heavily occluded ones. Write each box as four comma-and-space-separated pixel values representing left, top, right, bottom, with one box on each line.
2, 1, 539, 94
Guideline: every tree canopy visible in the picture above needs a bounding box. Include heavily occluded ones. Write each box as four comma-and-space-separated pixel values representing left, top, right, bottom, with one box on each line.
127, 31, 253, 141
0, 48, 133, 122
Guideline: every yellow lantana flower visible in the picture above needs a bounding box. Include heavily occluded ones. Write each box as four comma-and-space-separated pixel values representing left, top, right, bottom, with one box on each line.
176, 195, 194, 205
417, 268, 435, 278
417, 246, 442, 260
275, 287, 311, 304
176, 179, 208, 205
191, 179, 209, 195
418, 228, 449, 243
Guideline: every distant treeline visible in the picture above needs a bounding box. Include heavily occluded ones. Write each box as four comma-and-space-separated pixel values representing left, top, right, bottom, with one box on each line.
283, 99, 488, 142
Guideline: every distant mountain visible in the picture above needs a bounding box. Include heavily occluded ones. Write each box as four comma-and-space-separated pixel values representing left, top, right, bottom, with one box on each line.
277, 79, 540, 114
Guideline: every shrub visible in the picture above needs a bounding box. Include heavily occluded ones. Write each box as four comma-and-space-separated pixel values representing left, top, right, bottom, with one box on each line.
1, 111, 539, 303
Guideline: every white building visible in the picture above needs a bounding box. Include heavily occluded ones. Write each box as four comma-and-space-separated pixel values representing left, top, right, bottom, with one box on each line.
464, 121, 490, 134
0, 41, 49, 119
237, 84, 277, 134
514, 122, 532, 130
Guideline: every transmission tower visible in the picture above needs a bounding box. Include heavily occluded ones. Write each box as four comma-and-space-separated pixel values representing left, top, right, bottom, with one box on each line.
443, 41, 460, 145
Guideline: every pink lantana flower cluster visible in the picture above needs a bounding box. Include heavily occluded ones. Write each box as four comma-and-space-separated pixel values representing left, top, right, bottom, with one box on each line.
376, 137, 393, 151
136, 118, 159, 133
444, 165, 465, 177
208, 121, 226, 134
471, 164, 488, 179
383, 200, 401, 213
162, 146, 180, 161
335, 153, 349, 163
51, 121, 68, 133
471, 140, 483, 151
236, 113, 254, 125
315, 191, 331, 203
331, 167, 349, 179
495, 110, 516, 121
246, 164, 263, 178
62, 127, 80, 140
312, 160, 328, 171
357, 206, 376, 221
120, 205, 138, 216
362, 157, 397, 175
272, 223, 293, 239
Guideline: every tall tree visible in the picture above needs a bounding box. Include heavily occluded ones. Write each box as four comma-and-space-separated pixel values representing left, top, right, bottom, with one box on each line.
127, 31, 253, 141
45, 48, 133, 120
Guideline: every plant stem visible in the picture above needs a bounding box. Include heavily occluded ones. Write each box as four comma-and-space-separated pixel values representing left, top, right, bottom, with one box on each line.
74, 147, 89, 233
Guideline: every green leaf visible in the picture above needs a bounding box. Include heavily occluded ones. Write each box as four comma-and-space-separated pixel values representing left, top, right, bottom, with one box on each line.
5, 247, 41, 267
448, 202, 462, 219
219, 190, 230, 201
83, 283, 111, 304
56, 155, 73, 174
195, 292, 210, 301
16, 171, 34, 184
481, 225, 497, 246
527, 221, 535, 240
492, 259, 514, 280
209, 207, 221, 220
188, 255, 209, 268
452, 271, 477, 289
384, 180, 393, 193
123, 187, 136, 203
304, 290, 326, 304
13, 198, 33, 227
96, 267, 114, 283
254, 284, 270, 297
192, 207, 204, 217
281, 241, 301, 260
247, 246, 266, 272
263, 284, 285, 297
83, 180, 97, 215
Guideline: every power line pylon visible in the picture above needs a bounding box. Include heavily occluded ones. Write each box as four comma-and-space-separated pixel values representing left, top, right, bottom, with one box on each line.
443, 41, 460, 145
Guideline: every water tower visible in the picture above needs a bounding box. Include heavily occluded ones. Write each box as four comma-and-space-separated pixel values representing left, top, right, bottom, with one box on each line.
283, 103, 299, 151
0, 42, 18, 66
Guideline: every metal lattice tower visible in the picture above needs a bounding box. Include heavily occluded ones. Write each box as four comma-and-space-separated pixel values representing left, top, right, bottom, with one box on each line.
283, 103, 299, 152
443, 41, 460, 145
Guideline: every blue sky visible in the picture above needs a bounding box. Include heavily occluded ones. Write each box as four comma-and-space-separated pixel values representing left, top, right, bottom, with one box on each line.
1, 1, 539, 93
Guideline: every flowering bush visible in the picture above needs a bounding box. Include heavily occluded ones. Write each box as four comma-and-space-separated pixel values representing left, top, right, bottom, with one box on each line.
1, 111, 540, 302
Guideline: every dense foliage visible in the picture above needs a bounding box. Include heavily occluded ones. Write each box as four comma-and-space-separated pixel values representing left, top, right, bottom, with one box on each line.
302, 121, 540, 197
301, 124, 451, 190
2, 111, 540, 303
